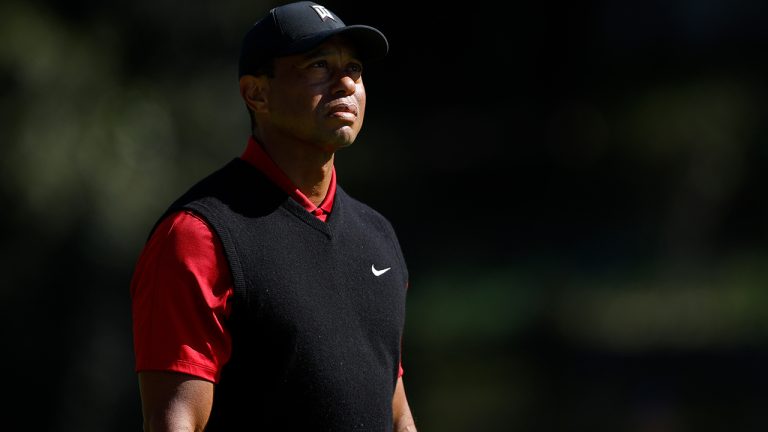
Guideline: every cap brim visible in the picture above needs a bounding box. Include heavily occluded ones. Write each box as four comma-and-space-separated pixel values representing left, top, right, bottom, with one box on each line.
279, 25, 389, 62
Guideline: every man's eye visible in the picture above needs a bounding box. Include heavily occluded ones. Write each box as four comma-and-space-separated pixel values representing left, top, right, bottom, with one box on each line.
347, 63, 363, 74
310, 60, 328, 68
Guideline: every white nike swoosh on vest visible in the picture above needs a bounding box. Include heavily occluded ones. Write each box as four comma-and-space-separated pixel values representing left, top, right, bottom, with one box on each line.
371, 264, 391, 277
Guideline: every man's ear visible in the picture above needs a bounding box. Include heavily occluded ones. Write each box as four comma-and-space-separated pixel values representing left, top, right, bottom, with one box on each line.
239, 75, 269, 114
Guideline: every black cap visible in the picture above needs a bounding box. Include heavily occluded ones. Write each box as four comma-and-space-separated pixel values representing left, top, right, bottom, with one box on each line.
239, 1, 389, 77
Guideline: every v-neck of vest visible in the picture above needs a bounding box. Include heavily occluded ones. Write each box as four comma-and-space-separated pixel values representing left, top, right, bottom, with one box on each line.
229, 157, 340, 238
280, 188, 340, 239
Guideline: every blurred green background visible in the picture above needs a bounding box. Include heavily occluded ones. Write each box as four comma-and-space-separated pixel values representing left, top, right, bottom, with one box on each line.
2, 0, 768, 430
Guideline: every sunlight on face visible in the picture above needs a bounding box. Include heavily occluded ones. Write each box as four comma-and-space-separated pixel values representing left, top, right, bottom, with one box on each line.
265, 36, 367, 153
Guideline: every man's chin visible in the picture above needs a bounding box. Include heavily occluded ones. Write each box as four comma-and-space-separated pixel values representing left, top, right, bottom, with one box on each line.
324, 127, 359, 151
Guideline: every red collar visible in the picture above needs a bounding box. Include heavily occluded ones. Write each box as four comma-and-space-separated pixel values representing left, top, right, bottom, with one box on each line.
240, 136, 336, 218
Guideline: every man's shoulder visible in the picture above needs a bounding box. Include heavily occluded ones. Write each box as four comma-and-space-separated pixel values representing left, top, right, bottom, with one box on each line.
336, 186, 397, 234
171, 158, 279, 209
145, 159, 265, 238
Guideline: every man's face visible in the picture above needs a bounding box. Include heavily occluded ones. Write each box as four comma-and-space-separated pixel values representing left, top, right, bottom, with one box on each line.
265, 36, 367, 152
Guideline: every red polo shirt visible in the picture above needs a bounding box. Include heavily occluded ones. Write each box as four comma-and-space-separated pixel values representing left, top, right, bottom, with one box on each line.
131, 137, 404, 383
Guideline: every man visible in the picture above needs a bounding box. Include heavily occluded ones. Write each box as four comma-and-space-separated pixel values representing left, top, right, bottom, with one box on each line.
129, 1, 417, 431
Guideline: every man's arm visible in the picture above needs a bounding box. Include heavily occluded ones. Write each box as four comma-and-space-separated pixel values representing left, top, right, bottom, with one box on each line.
393, 376, 417, 432
139, 371, 214, 432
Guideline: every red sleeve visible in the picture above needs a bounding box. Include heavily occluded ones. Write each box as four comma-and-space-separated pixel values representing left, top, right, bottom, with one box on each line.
130, 210, 233, 383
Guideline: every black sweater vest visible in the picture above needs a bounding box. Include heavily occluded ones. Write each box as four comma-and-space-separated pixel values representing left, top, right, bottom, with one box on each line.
154, 158, 408, 431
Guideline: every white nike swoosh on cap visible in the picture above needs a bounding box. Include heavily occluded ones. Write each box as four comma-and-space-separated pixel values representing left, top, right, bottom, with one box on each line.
371, 264, 391, 277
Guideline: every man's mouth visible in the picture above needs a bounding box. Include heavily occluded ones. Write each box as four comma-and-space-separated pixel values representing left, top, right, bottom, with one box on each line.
327, 102, 358, 119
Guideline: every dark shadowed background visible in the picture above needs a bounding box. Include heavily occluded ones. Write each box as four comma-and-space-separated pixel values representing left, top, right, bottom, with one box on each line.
2, 0, 768, 430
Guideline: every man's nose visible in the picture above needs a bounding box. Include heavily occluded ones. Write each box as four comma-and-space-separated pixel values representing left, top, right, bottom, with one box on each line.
331, 74, 356, 97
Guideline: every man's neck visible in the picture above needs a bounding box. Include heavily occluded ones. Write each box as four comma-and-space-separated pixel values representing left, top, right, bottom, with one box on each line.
256, 135, 334, 207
